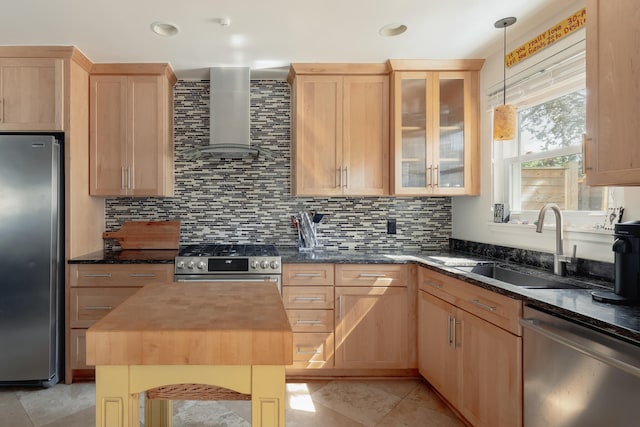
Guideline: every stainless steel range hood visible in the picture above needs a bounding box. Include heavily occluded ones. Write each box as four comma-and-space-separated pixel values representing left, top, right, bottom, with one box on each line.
183, 67, 273, 160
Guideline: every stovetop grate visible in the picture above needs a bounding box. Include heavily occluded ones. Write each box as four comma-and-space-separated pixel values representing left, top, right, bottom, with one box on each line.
178, 244, 279, 257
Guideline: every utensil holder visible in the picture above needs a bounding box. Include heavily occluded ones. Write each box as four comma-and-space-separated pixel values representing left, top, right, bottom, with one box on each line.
297, 211, 318, 251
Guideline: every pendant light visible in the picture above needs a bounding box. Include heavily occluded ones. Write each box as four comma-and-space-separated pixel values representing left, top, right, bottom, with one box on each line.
493, 17, 517, 141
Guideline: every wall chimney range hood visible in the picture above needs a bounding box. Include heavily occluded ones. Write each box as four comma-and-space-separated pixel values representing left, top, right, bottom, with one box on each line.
183, 67, 273, 160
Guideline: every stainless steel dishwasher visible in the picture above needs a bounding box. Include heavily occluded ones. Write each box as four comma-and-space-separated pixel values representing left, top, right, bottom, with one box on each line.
521, 306, 640, 427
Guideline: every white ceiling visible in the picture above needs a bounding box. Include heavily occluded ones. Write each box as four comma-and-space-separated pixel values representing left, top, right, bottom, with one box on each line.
2, 0, 572, 80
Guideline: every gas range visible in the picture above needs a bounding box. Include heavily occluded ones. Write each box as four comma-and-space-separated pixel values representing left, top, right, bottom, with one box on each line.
174, 244, 281, 290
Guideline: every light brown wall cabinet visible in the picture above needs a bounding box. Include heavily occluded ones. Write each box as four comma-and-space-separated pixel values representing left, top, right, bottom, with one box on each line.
389, 60, 483, 196
282, 263, 335, 369
585, 0, 640, 185
334, 264, 415, 370
90, 64, 175, 196
418, 267, 522, 427
66, 263, 173, 382
0, 57, 63, 131
289, 64, 390, 196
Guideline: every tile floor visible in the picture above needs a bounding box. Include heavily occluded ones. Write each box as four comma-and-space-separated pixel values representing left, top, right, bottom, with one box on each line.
0, 379, 464, 427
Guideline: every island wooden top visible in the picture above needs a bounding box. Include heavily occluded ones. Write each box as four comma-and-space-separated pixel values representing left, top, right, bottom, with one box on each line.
85, 282, 292, 366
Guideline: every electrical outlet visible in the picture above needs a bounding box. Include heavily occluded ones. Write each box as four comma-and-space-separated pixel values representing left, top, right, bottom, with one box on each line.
387, 219, 397, 234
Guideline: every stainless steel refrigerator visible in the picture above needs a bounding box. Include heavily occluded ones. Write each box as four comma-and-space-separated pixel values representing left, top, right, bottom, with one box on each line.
0, 134, 63, 386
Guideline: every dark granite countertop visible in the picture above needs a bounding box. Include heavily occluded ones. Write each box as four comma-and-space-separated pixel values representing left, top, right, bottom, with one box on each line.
68, 249, 178, 264
280, 247, 640, 345
69, 246, 640, 345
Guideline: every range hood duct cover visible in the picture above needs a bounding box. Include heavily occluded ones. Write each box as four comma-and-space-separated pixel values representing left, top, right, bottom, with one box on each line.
183, 67, 273, 159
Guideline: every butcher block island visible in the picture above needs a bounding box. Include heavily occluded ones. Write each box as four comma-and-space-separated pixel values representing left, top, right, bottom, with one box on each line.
86, 282, 293, 427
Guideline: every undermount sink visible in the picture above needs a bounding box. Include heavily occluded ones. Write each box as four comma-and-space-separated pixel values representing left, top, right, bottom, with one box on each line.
454, 263, 583, 290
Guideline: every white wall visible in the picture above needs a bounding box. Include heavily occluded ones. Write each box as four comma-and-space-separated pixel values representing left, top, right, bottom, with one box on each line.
452, 0, 640, 263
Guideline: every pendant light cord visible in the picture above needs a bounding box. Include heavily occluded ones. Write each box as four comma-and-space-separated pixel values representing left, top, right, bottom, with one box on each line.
502, 23, 507, 105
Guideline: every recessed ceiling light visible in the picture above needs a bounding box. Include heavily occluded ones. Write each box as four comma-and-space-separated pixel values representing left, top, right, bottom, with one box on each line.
213, 17, 231, 27
379, 23, 408, 37
150, 21, 180, 37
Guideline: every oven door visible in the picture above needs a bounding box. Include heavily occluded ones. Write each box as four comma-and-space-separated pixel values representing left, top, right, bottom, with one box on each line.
174, 274, 281, 293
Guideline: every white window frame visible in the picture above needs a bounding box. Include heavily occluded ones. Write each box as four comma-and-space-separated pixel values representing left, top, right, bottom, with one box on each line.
488, 38, 622, 229
505, 144, 583, 212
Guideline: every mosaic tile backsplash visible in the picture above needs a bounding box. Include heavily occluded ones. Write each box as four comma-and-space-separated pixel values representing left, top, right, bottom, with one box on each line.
105, 80, 452, 251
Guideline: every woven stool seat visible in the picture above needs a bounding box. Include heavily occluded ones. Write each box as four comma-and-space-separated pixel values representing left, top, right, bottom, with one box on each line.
146, 383, 251, 401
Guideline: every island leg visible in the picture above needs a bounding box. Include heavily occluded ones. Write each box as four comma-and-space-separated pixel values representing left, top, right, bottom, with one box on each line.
251, 365, 286, 427
145, 399, 173, 427
95, 365, 140, 427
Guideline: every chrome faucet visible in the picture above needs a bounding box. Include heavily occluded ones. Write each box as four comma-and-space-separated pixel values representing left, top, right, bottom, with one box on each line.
536, 203, 574, 276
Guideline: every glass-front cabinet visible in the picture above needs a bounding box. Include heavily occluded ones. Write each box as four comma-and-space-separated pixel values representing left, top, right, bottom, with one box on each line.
389, 61, 482, 196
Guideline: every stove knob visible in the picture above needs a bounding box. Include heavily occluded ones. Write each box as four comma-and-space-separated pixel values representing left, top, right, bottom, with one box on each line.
260, 260, 269, 269
250, 260, 260, 269
187, 261, 196, 270
270, 260, 279, 270
176, 261, 185, 270
197, 261, 206, 270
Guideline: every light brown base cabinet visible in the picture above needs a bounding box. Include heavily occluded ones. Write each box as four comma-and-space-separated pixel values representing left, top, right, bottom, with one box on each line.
283, 263, 416, 376
66, 263, 173, 383
418, 267, 523, 427
335, 285, 410, 369
282, 263, 336, 369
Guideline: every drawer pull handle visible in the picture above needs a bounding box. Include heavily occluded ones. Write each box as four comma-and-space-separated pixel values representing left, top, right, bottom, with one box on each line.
83, 273, 112, 278
359, 273, 386, 278
294, 297, 323, 302
84, 306, 113, 311
471, 299, 497, 312
294, 273, 322, 277
296, 346, 322, 355
295, 320, 322, 325
424, 280, 443, 289
129, 273, 157, 278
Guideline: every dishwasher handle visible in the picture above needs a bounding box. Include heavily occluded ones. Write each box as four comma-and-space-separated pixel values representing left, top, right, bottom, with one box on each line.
520, 317, 640, 379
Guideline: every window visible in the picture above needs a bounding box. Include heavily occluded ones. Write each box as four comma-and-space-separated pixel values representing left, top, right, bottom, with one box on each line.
492, 45, 608, 214
507, 88, 605, 211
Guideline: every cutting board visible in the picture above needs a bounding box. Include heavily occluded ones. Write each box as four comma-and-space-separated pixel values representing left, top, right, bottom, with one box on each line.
103, 221, 180, 249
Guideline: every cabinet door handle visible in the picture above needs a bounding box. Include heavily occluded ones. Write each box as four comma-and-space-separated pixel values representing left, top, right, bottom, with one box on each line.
358, 273, 386, 278
0, 98, 3, 122
127, 167, 131, 189
451, 317, 457, 349
427, 165, 433, 188
294, 296, 322, 302
338, 295, 343, 320
121, 168, 126, 190
583, 134, 592, 172
433, 165, 439, 187
447, 315, 453, 347
424, 280, 443, 289
296, 346, 321, 355
344, 166, 348, 188
338, 166, 343, 188
83, 273, 112, 278
295, 320, 322, 325
84, 305, 113, 311
129, 273, 157, 278
471, 299, 497, 312
294, 273, 322, 278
